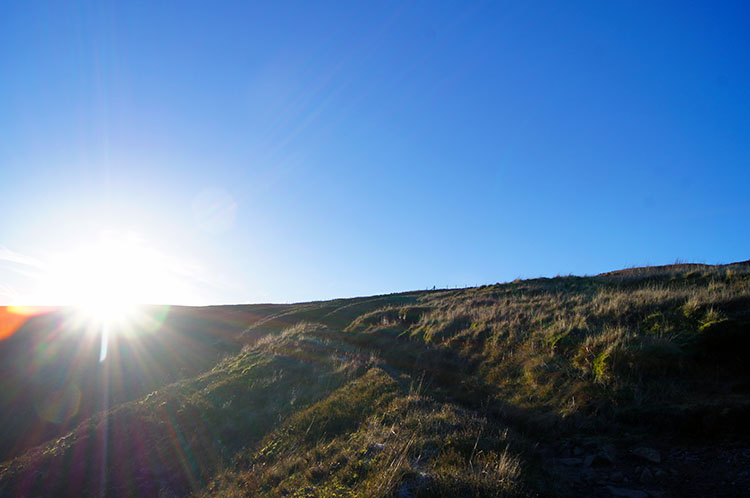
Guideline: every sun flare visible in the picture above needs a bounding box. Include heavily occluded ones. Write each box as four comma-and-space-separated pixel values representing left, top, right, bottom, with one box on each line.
41, 231, 185, 326
74, 299, 137, 326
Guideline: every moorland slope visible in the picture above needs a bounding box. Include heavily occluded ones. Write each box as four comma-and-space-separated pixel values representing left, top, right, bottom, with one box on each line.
1, 261, 749, 497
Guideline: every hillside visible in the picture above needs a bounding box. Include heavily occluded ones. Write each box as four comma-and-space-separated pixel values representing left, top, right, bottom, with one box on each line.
1, 261, 749, 497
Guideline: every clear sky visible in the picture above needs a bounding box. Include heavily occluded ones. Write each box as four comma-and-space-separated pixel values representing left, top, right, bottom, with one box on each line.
1, 1, 749, 305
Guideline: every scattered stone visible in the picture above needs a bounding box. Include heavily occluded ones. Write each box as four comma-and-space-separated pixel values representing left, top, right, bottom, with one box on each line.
559, 457, 583, 465
586, 452, 615, 467
364, 442, 386, 458
599, 446, 617, 464
606, 486, 648, 498
639, 468, 653, 484
398, 472, 432, 498
631, 447, 661, 464
610, 471, 625, 482
581, 468, 597, 481
573, 446, 584, 456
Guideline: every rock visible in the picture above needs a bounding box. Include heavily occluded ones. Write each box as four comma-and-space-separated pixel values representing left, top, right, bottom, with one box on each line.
606, 486, 648, 498
639, 468, 653, 483
599, 446, 617, 464
559, 457, 583, 465
581, 468, 597, 481
610, 471, 625, 482
397, 472, 431, 498
586, 452, 615, 467
631, 447, 661, 464
573, 446, 584, 456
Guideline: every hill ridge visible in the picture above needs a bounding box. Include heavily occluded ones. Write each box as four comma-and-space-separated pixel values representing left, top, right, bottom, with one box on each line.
1, 261, 749, 496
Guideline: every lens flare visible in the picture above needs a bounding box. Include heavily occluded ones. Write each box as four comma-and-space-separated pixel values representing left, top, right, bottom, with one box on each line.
35, 231, 186, 329
0, 306, 53, 341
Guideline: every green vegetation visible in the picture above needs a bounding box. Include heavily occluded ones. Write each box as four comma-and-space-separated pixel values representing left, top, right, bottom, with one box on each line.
1, 261, 749, 496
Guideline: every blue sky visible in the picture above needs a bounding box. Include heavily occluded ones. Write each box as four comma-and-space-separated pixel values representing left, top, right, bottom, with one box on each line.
1, 1, 749, 305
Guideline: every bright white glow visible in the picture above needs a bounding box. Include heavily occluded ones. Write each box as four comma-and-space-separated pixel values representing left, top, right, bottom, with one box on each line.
39, 231, 188, 327
77, 300, 136, 326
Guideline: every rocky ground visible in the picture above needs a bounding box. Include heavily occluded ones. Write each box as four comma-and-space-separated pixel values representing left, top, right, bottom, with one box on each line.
544, 439, 750, 497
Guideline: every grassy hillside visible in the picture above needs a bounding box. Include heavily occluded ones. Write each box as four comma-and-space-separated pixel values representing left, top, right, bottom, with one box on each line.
0, 304, 280, 460
1, 261, 749, 497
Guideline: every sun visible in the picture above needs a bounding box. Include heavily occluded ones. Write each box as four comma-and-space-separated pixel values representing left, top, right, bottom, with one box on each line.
64, 237, 143, 326
75, 298, 137, 326
43, 231, 181, 327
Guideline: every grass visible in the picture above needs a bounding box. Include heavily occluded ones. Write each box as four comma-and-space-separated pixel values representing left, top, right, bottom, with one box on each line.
202, 368, 531, 497
0, 260, 749, 496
